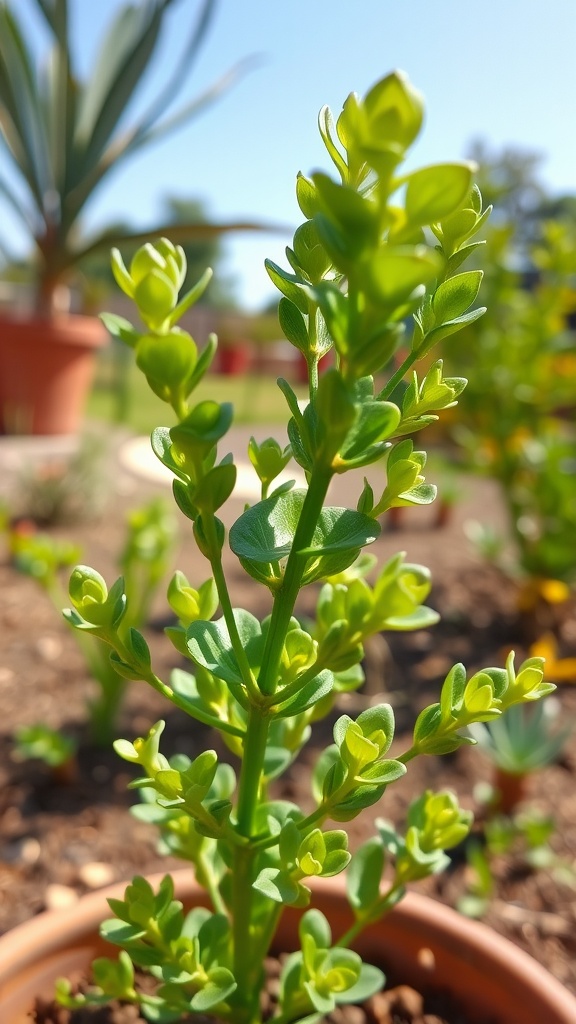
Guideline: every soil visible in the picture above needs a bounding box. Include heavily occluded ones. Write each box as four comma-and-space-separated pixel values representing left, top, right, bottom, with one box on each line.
1, 427, 576, 1021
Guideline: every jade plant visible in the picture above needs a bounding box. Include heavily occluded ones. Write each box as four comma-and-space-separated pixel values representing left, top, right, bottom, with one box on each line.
56, 72, 554, 1023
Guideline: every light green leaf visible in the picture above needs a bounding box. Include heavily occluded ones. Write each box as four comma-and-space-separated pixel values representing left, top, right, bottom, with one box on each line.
186, 611, 263, 685
274, 671, 334, 718
230, 490, 380, 566
347, 837, 384, 911
364, 245, 443, 307
404, 162, 474, 225
432, 271, 483, 323
190, 967, 237, 1012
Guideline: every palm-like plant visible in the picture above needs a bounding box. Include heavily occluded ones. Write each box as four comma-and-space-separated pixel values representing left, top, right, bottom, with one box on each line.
0, 0, 263, 314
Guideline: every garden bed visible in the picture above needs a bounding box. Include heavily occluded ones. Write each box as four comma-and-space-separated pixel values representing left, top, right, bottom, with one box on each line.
1, 445, 575, 999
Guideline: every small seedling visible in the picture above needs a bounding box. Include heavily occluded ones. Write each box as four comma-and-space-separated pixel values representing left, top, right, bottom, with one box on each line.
8, 498, 175, 746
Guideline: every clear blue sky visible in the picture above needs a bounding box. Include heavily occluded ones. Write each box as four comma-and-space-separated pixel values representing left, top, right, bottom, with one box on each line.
5, 0, 576, 309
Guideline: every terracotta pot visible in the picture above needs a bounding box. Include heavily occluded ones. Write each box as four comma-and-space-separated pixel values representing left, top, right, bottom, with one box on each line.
0, 313, 108, 435
217, 343, 252, 375
0, 871, 574, 1022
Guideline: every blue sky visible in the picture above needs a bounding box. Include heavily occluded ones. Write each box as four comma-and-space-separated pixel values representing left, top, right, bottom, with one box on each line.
5, 0, 576, 309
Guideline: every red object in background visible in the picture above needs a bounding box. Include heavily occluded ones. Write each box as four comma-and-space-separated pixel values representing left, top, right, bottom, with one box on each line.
0, 314, 108, 435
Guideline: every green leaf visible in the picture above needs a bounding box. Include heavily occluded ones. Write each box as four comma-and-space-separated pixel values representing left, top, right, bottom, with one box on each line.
279, 298, 309, 353
313, 172, 379, 251
300, 908, 332, 949
193, 463, 237, 513
413, 703, 442, 745
335, 963, 385, 1004
440, 663, 467, 720
186, 610, 262, 686
404, 163, 474, 225
171, 401, 233, 456
340, 401, 401, 462
318, 105, 348, 178
172, 480, 198, 521
292, 219, 332, 282
136, 331, 196, 390
296, 172, 321, 218
364, 246, 443, 307
134, 270, 178, 327
99, 312, 140, 347
432, 271, 483, 323
363, 70, 424, 149
151, 427, 188, 480
191, 967, 237, 1012
100, 918, 146, 945
445, 241, 485, 277
230, 490, 380, 571
347, 837, 384, 912
416, 306, 486, 353
253, 868, 301, 904
125, 627, 151, 669
265, 259, 309, 313
274, 671, 334, 718
74, 3, 163, 170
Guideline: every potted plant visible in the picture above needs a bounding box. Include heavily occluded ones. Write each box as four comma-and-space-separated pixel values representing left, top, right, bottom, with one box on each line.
0, 0, 263, 434
1, 70, 575, 1023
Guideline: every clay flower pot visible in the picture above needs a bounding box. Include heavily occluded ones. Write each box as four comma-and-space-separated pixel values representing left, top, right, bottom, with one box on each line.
0, 313, 108, 435
0, 871, 574, 1022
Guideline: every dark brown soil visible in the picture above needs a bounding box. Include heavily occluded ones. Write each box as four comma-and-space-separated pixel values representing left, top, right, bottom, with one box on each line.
1, 431, 576, 1021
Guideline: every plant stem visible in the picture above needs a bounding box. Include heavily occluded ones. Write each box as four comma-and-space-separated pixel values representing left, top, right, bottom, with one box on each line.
335, 882, 405, 948
377, 348, 419, 401
230, 468, 332, 1020
231, 708, 271, 1022
236, 709, 270, 834
204, 515, 261, 703
257, 468, 332, 697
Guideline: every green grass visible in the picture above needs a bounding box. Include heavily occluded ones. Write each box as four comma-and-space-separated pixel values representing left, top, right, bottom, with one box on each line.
87, 356, 307, 435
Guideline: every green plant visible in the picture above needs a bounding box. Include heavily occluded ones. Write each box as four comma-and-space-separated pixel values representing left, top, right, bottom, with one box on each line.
468, 699, 572, 785
458, 808, 560, 920
10, 434, 108, 525
445, 221, 576, 591
9, 497, 175, 745
56, 72, 554, 1023
0, 0, 261, 314
14, 722, 77, 775
457, 699, 572, 918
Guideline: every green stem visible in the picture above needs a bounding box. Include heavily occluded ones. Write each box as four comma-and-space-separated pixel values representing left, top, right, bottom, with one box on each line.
204, 515, 262, 704
377, 348, 419, 401
235, 709, 270, 834
257, 468, 333, 697
232, 709, 272, 1021
172, 394, 189, 421
231, 844, 260, 1022
88, 668, 128, 746
197, 849, 227, 915
111, 637, 246, 738
335, 882, 405, 949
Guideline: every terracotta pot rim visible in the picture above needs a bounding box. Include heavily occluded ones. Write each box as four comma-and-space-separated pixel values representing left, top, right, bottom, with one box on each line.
0, 869, 574, 1022
0, 311, 108, 348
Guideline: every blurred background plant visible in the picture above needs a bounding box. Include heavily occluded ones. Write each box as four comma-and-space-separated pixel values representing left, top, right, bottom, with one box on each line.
431, 147, 576, 646
456, 699, 575, 918
6, 497, 176, 746
0, 0, 263, 315
7, 434, 109, 526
